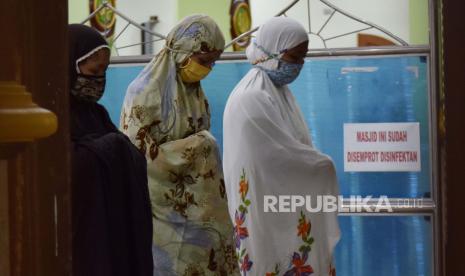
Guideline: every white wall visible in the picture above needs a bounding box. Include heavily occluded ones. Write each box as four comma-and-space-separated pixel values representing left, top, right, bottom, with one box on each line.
113, 0, 177, 56
71, 0, 415, 56
250, 0, 410, 48
69, 0, 89, 24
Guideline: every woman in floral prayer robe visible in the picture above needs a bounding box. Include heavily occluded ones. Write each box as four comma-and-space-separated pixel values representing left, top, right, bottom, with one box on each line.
223, 17, 340, 276
120, 15, 239, 276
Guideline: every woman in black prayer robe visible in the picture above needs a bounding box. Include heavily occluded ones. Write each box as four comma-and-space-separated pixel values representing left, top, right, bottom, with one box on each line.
69, 24, 153, 276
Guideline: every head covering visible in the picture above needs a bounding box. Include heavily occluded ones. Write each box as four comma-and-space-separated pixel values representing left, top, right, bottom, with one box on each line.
246, 17, 308, 70
223, 17, 339, 276
68, 24, 114, 139
68, 24, 110, 88
122, 14, 225, 138
165, 14, 225, 64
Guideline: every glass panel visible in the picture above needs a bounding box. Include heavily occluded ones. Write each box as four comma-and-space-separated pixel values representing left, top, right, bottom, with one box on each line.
102, 55, 431, 197
335, 215, 433, 276
292, 56, 430, 198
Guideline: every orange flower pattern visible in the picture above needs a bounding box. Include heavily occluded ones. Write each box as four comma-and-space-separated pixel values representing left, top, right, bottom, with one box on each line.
234, 169, 253, 276
266, 211, 315, 276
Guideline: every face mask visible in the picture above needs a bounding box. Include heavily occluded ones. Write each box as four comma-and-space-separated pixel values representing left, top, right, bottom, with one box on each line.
179, 58, 212, 83
260, 60, 303, 87
71, 74, 106, 102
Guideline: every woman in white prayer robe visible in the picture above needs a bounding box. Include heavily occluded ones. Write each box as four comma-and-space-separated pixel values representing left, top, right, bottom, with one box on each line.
223, 17, 340, 276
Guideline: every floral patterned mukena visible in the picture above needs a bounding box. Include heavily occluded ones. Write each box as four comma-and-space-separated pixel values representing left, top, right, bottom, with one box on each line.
234, 169, 253, 275
120, 15, 239, 275
266, 211, 316, 276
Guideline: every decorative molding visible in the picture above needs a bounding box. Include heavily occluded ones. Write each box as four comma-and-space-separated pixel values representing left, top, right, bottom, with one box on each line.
230, 0, 252, 51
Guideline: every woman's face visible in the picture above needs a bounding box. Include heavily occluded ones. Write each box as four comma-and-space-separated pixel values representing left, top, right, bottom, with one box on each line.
78, 48, 111, 76
187, 43, 222, 68
281, 40, 309, 65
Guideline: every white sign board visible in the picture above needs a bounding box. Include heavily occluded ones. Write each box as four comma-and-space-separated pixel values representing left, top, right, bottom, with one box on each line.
344, 122, 421, 172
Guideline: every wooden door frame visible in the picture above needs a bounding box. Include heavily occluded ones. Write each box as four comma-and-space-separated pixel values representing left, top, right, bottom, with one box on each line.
0, 0, 71, 275
439, 0, 465, 275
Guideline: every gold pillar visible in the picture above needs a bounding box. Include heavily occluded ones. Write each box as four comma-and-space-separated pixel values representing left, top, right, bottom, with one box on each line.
0, 82, 57, 143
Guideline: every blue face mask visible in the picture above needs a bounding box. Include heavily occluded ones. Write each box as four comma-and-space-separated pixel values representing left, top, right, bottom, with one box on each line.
259, 60, 304, 87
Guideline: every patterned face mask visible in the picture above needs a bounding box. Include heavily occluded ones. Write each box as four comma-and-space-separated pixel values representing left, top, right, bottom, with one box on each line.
71, 74, 106, 102
260, 60, 304, 87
